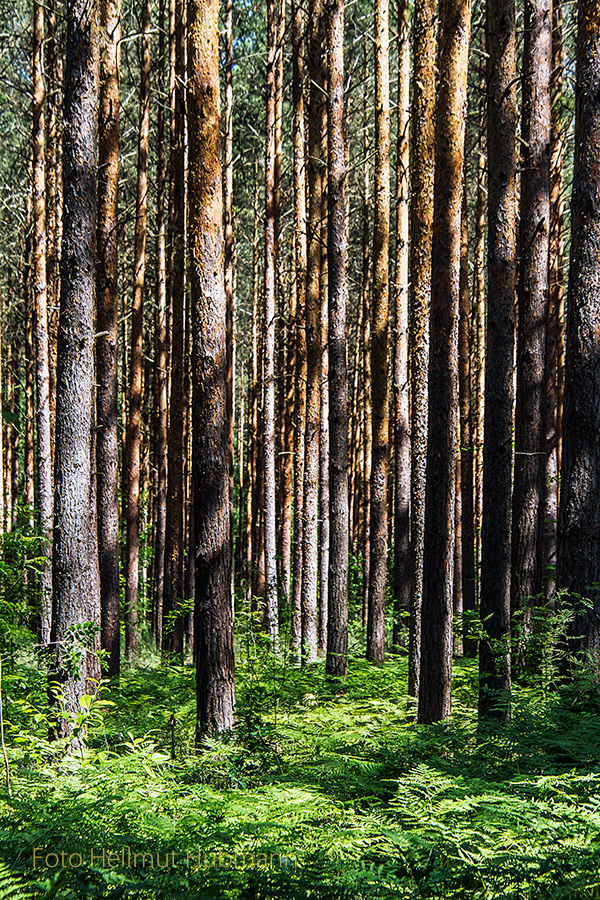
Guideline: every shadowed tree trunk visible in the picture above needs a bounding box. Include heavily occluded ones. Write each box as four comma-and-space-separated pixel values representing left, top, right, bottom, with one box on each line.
188, 0, 236, 733
418, 0, 471, 724
557, 0, 600, 670
326, 0, 348, 678
291, 0, 307, 660
96, 0, 121, 677
163, 0, 186, 660
511, 0, 552, 642
479, 0, 517, 723
50, 0, 101, 739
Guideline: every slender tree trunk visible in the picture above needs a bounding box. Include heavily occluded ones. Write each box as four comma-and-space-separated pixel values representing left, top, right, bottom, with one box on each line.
153, 0, 168, 647
263, 0, 279, 642
511, 0, 552, 639
392, 0, 410, 649
291, 0, 307, 660
479, 0, 517, 723
224, 0, 235, 571
326, 0, 348, 678
163, 0, 186, 660
557, 0, 600, 668
188, 0, 236, 733
473, 59, 486, 607
96, 0, 121, 677
366, 0, 390, 666
360, 59, 372, 627
459, 185, 476, 654
408, 0, 436, 694
418, 0, 471, 724
50, 0, 101, 739
124, 0, 151, 661
302, 0, 325, 663
45, 0, 61, 457
319, 95, 330, 655
25, 289, 35, 516
544, 0, 564, 598
32, 0, 53, 643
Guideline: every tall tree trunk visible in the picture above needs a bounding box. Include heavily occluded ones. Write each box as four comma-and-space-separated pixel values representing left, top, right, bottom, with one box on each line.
188, 0, 236, 733
152, 0, 168, 648
124, 0, 151, 661
50, 0, 101, 739
291, 0, 307, 660
392, 0, 410, 649
25, 288, 35, 516
224, 0, 235, 576
319, 93, 329, 655
96, 0, 121, 677
479, 0, 517, 723
557, 0, 600, 668
418, 0, 471, 724
473, 58, 486, 607
511, 0, 552, 639
325, 0, 348, 678
263, 0, 279, 642
366, 0, 390, 665
360, 56, 372, 627
408, 0, 436, 695
544, 0, 564, 598
45, 0, 61, 457
163, 0, 186, 660
459, 184, 476, 654
302, 0, 325, 664
32, 0, 53, 643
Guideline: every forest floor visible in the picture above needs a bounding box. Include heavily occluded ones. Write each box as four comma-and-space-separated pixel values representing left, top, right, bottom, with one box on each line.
2, 635, 600, 899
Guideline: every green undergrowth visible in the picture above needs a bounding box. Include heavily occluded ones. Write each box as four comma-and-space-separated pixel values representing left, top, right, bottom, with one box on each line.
2, 648, 600, 898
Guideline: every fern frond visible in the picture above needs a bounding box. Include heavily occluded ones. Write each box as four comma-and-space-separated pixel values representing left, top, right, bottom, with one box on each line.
0, 863, 30, 900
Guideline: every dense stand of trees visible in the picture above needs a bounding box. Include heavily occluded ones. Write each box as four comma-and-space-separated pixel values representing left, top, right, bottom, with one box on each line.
0, 0, 597, 735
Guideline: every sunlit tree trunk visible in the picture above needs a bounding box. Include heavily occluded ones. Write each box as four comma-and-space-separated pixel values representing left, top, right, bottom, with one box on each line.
51, 0, 101, 739
188, 0, 236, 732
418, 0, 471, 724
32, 0, 53, 643
408, 0, 436, 694
96, 0, 121, 677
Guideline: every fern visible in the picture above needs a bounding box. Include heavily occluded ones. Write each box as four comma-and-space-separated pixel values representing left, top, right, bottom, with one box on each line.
0, 863, 30, 900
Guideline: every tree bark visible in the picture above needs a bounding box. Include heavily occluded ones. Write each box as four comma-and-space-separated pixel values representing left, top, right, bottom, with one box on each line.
96, 0, 121, 677
511, 0, 552, 637
326, 0, 348, 678
50, 0, 101, 739
32, 0, 53, 643
124, 0, 151, 661
418, 0, 470, 724
479, 0, 517, 723
392, 0, 410, 649
188, 0, 236, 733
557, 0, 600, 668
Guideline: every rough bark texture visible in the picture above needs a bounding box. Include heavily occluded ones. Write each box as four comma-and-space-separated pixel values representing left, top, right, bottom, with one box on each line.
302, 0, 325, 664
418, 0, 470, 724
291, 0, 307, 660
325, 0, 348, 678
511, 0, 552, 631
557, 0, 600, 667
163, 0, 186, 660
366, 0, 390, 666
459, 185, 476, 654
124, 0, 151, 661
32, 0, 53, 643
188, 0, 236, 734
51, 0, 101, 737
473, 58, 486, 607
263, 0, 279, 642
392, 0, 410, 648
152, 0, 168, 648
45, 0, 61, 456
544, 0, 564, 598
408, 0, 436, 694
479, 0, 517, 722
96, 0, 121, 677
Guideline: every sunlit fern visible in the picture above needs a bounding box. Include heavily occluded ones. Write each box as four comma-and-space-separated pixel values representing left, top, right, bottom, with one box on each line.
0, 863, 30, 900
